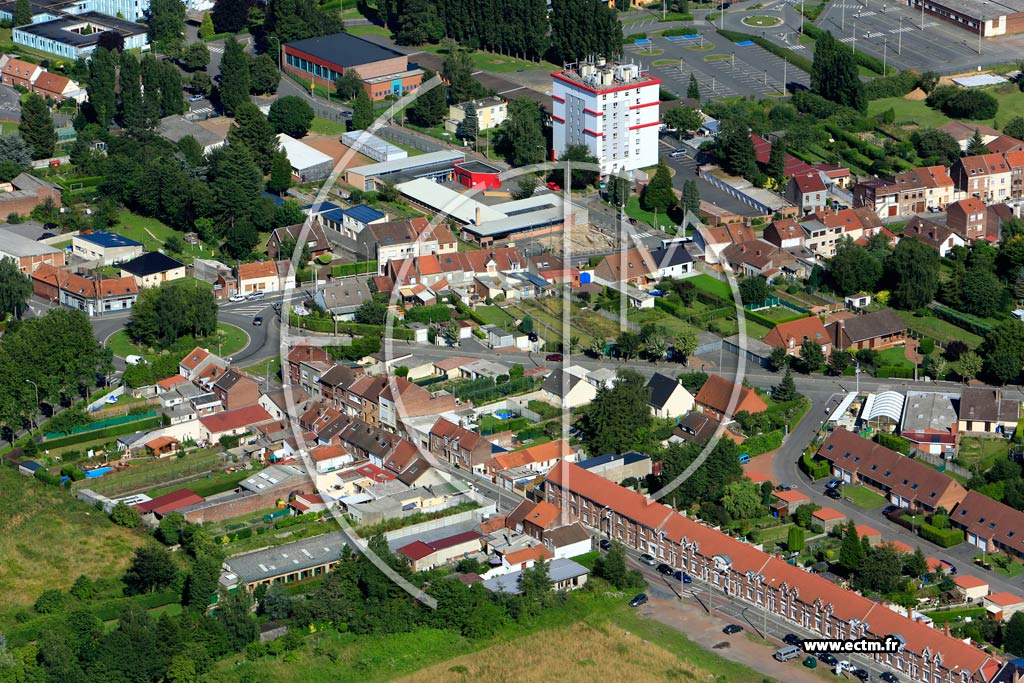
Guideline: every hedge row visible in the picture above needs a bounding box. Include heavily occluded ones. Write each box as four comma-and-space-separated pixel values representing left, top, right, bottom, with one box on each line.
918, 522, 965, 548
41, 416, 163, 450
930, 304, 992, 336
716, 28, 813, 74
744, 429, 783, 456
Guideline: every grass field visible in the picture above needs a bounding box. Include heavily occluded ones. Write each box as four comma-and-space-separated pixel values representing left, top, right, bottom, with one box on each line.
844, 485, 887, 510
891, 309, 983, 347
106, 323, 249, 361
869, 86, 1024, 129
474, 305, 516, 328
219, 595, 774, 683
114, 211, 219, 264
690, 273, 733, 299
0, 466, 145, 609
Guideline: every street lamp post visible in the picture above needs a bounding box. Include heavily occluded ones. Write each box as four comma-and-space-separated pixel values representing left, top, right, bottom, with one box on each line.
25, 379, 39, 429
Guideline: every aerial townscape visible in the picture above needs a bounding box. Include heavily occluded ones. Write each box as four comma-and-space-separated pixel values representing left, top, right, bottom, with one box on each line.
12, 0, 1024, 681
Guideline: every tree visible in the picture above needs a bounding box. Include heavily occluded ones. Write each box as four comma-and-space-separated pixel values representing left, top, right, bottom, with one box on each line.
212, 0, 249, 33
885, 238, 940, 310
123, 545, 177, 595
13, 0, 31, 26
664, 106, 702, 135
966, 128, 990, 155
681, 179, 700, 216
334, 68, 364, 101
838, 520, 864, 573
228, 102, 277, 173
268, 95, 314, 137
715, 118, 757, 178
109, 500, 142, 528
218, 37, 250, 116
248, 53, 281, 95
1006, 116, 1024, 140
0, 257, 32, 319
787, 526, 805, 552
687, 72, 700, 101
911, 128, 961, 167
639, 161, 676, 215
497, 97, 546, 167
20, 93, 55, 160
828, 238, 883, 295
772, 366, 799, 402
460, 100, 478, 143
180, 42, 210, 71
798, 339, 825, 373
406, 69, 446, 127
199, 11, 215, 38
351, 87, 374, 131
1007, 612, 1024, 657
583, 368, 652, 455
810, 31, 866, 112
722, 480, 763, 520
738, 276, 769, 306
267, 149, 292, 194
147, 0, 186, 53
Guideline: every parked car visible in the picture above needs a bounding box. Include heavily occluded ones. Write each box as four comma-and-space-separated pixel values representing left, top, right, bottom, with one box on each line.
674, 570, 692, 583
851, 669, 869, 681
879, 673, 899, 683
252, 316, 263, 326
825, 487, 842, 500
783, 634, 802, 647
599, 539, 611, 551
629, 593, 648, 607
545, 353, 563, 361
656, 563, 673, 575
723, 624, 743, 635
818, 653, 838, 666
228, 294, 245, 302
638, 553, 657, 566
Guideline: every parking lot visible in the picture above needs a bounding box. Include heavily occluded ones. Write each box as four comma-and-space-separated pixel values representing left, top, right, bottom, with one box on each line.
627, 29, 810, 101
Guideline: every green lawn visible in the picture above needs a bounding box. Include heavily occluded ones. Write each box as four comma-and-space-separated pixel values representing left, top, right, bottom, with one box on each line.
891, 309, 983, 348
844, 485, 887, 510
474, 305, 516, 328
106, 323, 249, 361
689, 273, 733, 300
114, 211, 219, 264
310, 116, 349, 135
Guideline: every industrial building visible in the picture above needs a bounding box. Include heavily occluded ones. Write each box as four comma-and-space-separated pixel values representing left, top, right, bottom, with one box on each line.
277, 133, 334, 182
552, 58, 661, 175
344, 150, 465, 191
281, 32, 423, 102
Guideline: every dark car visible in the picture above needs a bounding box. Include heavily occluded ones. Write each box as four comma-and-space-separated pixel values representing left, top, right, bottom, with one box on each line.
880, 673, 900, 683
674, 570, 693, 583
723, 624, 743, 635
599, 539, 611, 551
629, 593, 648, 607
545, 353, 563, 362
851, 669, 870, 681
657, 563, 673, 575
825, 488, 842, 500
783, 633, 802, 647
252, 316, 263, 326
818, 653, 838, 666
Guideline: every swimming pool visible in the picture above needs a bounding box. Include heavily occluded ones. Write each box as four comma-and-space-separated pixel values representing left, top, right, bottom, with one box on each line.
84, 467, 113, 478
493, 410, 515, 420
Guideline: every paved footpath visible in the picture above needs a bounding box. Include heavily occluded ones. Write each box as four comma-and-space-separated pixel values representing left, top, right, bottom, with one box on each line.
640, 597, 827, 683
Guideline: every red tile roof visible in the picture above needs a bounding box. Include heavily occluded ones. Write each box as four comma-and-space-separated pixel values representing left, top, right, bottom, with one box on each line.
199, 405, 273, 434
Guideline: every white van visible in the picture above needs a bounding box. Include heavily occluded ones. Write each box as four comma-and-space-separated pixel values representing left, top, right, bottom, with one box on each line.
774, 646, 801, 662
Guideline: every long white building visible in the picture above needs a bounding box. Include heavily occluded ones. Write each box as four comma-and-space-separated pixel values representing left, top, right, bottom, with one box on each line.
551, 59, 661, 176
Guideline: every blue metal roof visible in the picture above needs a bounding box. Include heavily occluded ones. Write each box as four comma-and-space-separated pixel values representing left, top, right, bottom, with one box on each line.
77, 230, 142, 248
344, 204, 386, 224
